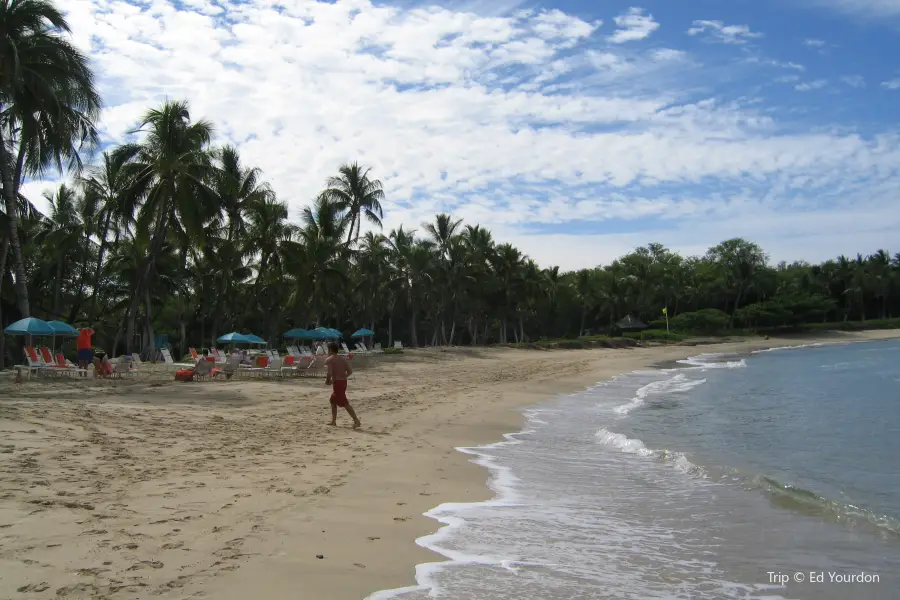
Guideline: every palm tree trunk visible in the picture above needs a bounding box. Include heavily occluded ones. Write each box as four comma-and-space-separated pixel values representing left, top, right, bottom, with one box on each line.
0, 135, 31, 319
52, 255, 64, 317
68, 233, 91, 323
124, 291, 140, 353
579, 305, 587, 336
730, 285, 745, 328
179, 320, 187, 360
88, 210, 113, 321
409, 310, 418, 347
449, 320, 457, 346
519, 316, 525, 343
112, 314, 125, 357
0, 237, 8, 369
145, 286, 155, 360
388, 312, 393, 347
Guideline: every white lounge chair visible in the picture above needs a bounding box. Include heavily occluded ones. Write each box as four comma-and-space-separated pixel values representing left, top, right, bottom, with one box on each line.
193, 358, 213, 380
161, 348, 195, 369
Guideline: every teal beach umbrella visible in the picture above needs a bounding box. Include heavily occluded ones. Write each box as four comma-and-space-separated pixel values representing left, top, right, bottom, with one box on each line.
351, 328, 374, 338
217, 332, 249, 344
47, 321, 79, 336
4, 318, 54, 336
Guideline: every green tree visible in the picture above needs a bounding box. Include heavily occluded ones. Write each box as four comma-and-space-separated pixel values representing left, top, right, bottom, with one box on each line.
0, 0, 101, 317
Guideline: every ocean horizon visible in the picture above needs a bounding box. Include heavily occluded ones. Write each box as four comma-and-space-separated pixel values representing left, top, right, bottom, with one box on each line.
369, 339, 900, 600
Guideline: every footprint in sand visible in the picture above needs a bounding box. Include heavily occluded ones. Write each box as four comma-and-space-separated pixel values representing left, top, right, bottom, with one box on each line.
55, 583, 99, 597
16, 582, 50, 593
127, 560, 164, 571
112, 543, 139, 550
160, 541, 184, 550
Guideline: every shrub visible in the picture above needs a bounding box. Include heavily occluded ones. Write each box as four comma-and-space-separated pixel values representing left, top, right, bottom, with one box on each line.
803, 318, 900, 332
669, 309, 730, 335
623, 329, 688, 342
383, 347, 404, 354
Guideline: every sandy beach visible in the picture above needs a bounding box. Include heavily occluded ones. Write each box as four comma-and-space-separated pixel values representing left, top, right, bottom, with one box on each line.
1, 330, 898, 599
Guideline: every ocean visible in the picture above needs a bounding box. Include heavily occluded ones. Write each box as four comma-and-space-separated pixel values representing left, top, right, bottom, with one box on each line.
368, 339, 900, 600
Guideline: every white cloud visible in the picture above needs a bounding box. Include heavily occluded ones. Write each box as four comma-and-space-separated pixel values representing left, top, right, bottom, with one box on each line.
804, 38, 826, 47
811, 0, 900, 18
688, 20, 763, 44
651, 48, 687, 62
841, 75, 866, 88
882, 78, 900, 89
794, 79, 828, 91
608, 7, 659, 44
16, 0, 900, 271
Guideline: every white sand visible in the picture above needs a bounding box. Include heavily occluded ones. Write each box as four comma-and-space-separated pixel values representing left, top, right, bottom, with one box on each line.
1, 330, 898, 599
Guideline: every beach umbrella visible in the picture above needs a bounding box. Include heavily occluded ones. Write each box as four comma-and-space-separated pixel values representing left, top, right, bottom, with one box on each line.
4, 317, 54, 336
351, 328, 374, 338
47, 321, 79, 336
305, 329, 327, 341
283, 328, 309, 339
46, 320, 79, 353
243, 334, 267, 345
314, 327, 340, 339
217, 332, 249, 344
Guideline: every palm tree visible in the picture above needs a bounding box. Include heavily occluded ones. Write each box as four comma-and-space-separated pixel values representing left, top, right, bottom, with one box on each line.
80, 149, 132, 320
0, 0, 102, 318
208, 145, 275, 341
294, 195, 349, 326
319, 162, 385, 244
41, 183, 83, 317
356, 232, 392, 331
424, 213, 463, 344
116, 99, 217, 352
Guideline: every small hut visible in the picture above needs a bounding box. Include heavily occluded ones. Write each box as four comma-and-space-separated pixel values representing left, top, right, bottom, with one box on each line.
616, 315, 648, 332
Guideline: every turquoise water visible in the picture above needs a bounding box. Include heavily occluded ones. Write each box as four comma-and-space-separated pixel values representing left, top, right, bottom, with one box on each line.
371, 339, 900, 600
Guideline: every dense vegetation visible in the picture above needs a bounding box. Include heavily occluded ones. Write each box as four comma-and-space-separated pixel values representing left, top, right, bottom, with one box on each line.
1, 0, 899, 367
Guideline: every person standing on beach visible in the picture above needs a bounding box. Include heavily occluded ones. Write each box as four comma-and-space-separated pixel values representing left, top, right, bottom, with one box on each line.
76, 327, 95, 374
325, 342, 361, 429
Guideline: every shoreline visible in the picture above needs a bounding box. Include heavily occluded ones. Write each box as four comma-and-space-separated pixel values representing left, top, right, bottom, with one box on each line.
1, 330, 898, 599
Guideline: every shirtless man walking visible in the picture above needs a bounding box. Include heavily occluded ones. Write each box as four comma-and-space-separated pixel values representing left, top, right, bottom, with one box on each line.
325, 342, 361, 428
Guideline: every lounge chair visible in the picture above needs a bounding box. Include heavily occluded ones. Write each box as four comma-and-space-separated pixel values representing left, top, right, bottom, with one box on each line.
216, 357, 240, 379
55, 352, 86, 377
372, 343, 384, 354
110, 361, 135, 379
193, 358, 214, 381
23, 347, 53, 377
393, 341, 403, 349
161, 348, 195, 369
281, 355, 298, 376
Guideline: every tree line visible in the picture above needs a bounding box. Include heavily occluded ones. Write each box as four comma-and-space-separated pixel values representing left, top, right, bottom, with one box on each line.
2, 0, 899, 366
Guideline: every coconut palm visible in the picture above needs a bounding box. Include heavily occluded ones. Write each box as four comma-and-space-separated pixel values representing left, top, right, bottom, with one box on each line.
319, 161, 385, 244
0, 0, 102, 317
115, 99, 217, 351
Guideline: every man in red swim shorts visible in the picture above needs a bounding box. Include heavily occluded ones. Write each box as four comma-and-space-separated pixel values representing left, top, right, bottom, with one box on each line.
325, 342, 361, 428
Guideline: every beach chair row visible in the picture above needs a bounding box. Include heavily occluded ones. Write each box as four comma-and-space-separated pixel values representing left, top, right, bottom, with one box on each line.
14, 347, 138, 380
158, 347, 325, 379
15, 346, 85, 379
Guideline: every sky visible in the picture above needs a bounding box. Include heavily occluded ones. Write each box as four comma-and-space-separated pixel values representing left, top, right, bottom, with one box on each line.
21, 0, 900, 270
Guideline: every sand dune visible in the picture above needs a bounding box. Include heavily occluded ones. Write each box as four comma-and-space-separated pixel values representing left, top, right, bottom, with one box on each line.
1, 330, 898, 599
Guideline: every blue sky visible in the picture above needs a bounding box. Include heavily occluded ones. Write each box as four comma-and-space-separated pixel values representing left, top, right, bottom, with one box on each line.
24, 0, 900, 269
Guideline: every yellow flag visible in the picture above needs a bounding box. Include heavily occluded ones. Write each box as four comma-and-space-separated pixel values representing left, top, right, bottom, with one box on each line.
662, 307, 667, 315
